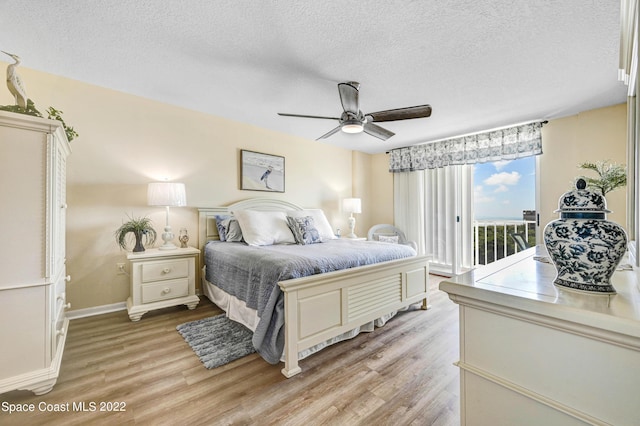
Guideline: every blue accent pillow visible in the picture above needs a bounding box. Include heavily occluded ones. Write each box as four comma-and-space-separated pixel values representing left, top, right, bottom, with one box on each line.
286, 216, 321, 245
215, 215, 230, 241
215, 215, 243, 242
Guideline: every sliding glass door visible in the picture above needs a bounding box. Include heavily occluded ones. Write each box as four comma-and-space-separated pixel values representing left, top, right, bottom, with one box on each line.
394, 158, 539, 276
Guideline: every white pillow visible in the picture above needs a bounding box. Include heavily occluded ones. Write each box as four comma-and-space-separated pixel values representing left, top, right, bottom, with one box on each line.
286, 209, 336, 241
233, 209, 296, 246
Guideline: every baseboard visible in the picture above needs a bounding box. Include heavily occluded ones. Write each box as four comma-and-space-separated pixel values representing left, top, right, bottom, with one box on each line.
66, 290, 204, 320
66, 302, 127, 320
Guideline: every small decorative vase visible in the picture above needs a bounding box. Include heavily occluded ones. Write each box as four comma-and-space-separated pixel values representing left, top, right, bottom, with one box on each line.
179, 228, 189, 248
543, 178, 627, 294
133, 231, 145, 253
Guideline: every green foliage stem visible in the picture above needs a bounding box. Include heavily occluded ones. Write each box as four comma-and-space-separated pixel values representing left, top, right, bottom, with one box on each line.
577, 160, 627, 196
46, 106, 78, 141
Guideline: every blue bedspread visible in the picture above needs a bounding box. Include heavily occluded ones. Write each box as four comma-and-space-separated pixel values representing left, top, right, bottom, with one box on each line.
204, 239, 416, 364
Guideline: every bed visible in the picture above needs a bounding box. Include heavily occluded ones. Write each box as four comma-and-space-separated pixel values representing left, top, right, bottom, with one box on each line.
198, 198, 430, 378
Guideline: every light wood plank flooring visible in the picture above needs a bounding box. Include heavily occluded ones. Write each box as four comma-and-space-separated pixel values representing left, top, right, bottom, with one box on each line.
1, 275, 460, 425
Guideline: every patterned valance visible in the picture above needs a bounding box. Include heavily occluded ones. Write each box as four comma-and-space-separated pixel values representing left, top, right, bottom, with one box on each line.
389, 122, 543, 172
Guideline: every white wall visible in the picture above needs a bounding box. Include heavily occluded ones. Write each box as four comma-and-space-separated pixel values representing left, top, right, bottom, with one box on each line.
2, 62, 624, 311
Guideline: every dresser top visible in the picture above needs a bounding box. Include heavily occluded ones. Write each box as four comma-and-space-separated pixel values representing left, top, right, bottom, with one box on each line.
440, 246, 640, 339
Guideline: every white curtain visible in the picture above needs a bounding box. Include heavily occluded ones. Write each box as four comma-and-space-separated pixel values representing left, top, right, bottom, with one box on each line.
393, 171, 426, 255
618, 0, 638, 94
620, 0, 639, 265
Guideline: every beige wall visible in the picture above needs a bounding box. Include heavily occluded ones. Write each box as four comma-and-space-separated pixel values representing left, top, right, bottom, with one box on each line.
539, 104, 628, 232
369, 153, 394, 225
3, 63, 625, 311
2, 65, 386, 311
350, 151, 395, 238
351, 151, 394, 235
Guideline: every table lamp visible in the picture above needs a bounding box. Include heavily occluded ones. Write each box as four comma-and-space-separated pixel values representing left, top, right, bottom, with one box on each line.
342, 198, 362, 238
147, 182, 187, 250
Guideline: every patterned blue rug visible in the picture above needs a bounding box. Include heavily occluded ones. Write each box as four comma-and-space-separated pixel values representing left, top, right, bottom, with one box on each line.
176, 314, 256, 369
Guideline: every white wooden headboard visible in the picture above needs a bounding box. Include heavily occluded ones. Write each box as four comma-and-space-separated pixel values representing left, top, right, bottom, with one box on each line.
198, 198, 304, 251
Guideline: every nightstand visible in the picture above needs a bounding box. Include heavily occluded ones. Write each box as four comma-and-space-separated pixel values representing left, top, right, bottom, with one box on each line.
126, 247, 200, 321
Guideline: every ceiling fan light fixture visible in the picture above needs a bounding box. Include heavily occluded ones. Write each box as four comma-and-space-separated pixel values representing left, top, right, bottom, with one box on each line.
278, 82, 431, 140
341, 120, 364, 134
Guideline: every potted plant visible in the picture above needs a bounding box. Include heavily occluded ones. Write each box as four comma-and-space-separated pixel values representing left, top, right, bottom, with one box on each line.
578, 160, 627, 196
115, 215, 157, 253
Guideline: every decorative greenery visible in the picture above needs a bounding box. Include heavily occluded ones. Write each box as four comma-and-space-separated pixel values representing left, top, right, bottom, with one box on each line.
0, 100, 78, 142
46, 106, 78, 142
578, 160, 627, 196
115, 215, 157, 252
0, 98, 41, 116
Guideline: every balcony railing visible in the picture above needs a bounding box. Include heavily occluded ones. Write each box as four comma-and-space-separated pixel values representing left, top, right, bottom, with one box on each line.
473, 220, 536, 266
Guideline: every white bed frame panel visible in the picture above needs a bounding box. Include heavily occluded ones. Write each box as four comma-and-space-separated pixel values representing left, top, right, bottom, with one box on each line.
198, 198, 429, 378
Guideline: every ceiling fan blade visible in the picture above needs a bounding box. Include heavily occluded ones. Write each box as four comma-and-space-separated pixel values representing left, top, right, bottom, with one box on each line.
316, 125, 342, 140
338, 82, 360, 114
278, 112, 340, 120
363, 122, 395, 141
367, 104, 432, 122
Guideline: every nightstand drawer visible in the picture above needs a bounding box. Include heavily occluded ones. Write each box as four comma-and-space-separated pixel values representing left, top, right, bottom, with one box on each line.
141, 278, 189, 303
141, 259, 189, 282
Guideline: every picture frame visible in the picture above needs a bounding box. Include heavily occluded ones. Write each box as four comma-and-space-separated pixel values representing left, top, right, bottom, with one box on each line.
240, 149, 285, 192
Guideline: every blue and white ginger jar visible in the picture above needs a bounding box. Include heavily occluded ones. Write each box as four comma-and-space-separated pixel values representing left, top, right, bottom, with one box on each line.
543, 178, 627, 294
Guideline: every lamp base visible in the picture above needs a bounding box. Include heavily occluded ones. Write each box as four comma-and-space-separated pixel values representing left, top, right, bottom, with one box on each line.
346, 215, 357, 239
158, 242, 178, 250
158, 226, 177, 250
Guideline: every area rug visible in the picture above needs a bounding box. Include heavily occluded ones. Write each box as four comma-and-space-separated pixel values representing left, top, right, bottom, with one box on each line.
176, 314, 256, 369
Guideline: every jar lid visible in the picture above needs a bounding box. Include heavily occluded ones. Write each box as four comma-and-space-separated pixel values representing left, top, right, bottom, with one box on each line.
555, 178, 610, 213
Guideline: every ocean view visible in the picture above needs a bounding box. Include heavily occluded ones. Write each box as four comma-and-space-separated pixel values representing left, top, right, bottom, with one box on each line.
474, 157, 535, 221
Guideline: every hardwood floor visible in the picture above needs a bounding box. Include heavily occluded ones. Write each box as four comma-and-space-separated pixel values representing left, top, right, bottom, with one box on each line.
1, 275, 460, 425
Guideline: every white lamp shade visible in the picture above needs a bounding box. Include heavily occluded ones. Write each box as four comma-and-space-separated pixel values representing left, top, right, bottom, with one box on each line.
147, 182, 187, 207
342, 198, 362, 214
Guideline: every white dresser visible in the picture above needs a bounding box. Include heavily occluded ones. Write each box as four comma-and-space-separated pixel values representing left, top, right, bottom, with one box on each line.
0, 111, 71, 395
440, 246, 640, 426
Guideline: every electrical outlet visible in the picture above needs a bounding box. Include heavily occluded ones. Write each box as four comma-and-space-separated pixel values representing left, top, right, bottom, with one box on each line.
116, 263, 126, 275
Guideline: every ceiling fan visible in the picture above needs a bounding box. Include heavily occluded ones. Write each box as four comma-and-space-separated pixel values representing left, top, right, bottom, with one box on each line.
278, 81, 432, 141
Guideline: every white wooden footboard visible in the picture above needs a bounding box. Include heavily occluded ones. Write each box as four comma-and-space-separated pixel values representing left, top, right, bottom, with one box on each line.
279, 255, 429, 378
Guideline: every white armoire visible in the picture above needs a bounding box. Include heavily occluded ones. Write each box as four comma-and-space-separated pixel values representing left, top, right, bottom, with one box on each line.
0, 110, 71, 395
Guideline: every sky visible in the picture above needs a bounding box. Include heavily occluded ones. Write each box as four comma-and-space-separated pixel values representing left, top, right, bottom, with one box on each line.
473, 157, 536, 220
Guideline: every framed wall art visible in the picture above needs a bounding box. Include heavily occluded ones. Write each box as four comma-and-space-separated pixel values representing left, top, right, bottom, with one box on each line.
240, 149, 285, 192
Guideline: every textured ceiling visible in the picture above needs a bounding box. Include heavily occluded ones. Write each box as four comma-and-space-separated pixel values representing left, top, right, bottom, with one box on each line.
0, 0, 628, 154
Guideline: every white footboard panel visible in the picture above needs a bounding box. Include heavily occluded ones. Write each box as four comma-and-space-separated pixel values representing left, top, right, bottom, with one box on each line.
279, 255, 429, 377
